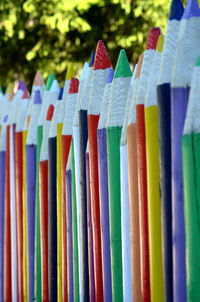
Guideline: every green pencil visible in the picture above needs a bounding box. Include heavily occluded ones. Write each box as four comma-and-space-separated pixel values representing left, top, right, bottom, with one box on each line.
106, 49, 132, 301
182, 55, 200, 301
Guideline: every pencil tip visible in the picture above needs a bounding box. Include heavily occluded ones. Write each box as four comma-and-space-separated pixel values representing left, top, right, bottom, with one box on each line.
66, 63, 77, 80
146, 27, 162, 50
45, 73, 55, 91
169, 0, 184, 21
93, 40, 112, 70
46, 104, 55, 121
34, 90, 42, 104
33, 71, 44, 86
114, 49, 132, 78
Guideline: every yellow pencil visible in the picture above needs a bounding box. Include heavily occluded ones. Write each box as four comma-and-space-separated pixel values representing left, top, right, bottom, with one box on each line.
145, 35, 164, 302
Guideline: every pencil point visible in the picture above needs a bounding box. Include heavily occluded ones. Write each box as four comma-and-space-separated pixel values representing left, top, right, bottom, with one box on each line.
69, 78, 79, 94
195, 54, 200, 66
45, 73, 55, 91
156, 35, 165, 52
169, 0, 184, 21
66, 63, 77, 80
58, 87, 63, 100
146, 27, 162, 50
33, 71, 44, 86
18, 81, 27, 92
114, 49, 132, 78
93, 40, 112, 70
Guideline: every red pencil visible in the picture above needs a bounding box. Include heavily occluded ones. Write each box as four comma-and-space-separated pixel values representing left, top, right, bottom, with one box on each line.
87, 40, 112, 301
135, 28, 161, 302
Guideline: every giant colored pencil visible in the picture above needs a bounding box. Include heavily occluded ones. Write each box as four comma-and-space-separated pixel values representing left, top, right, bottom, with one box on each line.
106, 49, 131, 301
135, 27, 161, 302
26, 89, 42, 301
71, 140, 80, 302
88, 40, 112, 301
72, 57, 93, 301
73, 59, 92, 301
0, 114, 8, 301
35, 73, 56, 300
4, 86, 14, 302
62, 77, 79, 300
182, 55, 200, 301
15, 86, 30, 302
66, 151, 74, 302
17, 89, 30, 302
171, 1, 200, 300
157, 1, 184, 300
97, 68, 114, 302
145, 37, 164, 301
85, 146, 95, 302
9, 81, 27, 302
120, 66, 138, 302
40, 104, 55, 301
48, 86, 63, 302
126, 56, 143, 301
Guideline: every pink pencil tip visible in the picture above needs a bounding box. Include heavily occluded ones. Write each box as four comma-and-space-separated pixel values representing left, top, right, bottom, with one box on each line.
68, 78, 79, 94
33, 71, 44, 86
93, 40, 112, 70
22, 90, 30, 99
146, 27, 162, 50
46, 104, 55, 121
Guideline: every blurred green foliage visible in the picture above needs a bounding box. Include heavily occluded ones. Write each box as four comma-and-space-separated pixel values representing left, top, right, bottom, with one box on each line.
0, 0, 182, 87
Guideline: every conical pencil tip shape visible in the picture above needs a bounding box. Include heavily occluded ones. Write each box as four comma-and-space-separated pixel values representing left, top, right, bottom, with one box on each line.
169, 0, 184, 21
156, 35, 165, 52
34, 90, 42, 104
69, 77, 79, 94
107, 68, 114, 83
93, 40, 112, 70
195, 54, 200, 66
146, 27, 162, 50
33, 71, 44, 86
45, 73, 55, 91
66, 63, 77, 80
46, 104, 55, 121
58, 87, 63, 100
18, 81, 27, 92
182, 0, 200, 19
22, 89, 30, 99
114, 49, 132, 78
89, 51, 95, 67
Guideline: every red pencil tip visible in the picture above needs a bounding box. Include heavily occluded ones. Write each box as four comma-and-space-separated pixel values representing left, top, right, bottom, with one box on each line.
22, 90, 30, 99
146, 27, 162, 50
93, 40, 112, 70
69, 78, 79, 94
46, 104, 54, 121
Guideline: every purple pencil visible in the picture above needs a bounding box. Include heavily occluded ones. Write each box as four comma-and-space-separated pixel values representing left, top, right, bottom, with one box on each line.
97, 68, 114, 302
171, 0, 200, 300
26, 89, 42, 301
